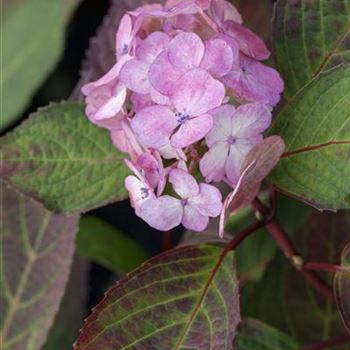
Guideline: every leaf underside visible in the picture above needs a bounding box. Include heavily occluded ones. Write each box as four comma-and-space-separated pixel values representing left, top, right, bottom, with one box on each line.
0, 102, 129, 213
74, 244, 240, 350
0, 184, 79, 349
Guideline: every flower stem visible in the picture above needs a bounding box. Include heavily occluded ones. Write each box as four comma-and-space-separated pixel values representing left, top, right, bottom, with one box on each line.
304, 334, 350, 350
252, 198, 335, 301
303, 262, 350, 273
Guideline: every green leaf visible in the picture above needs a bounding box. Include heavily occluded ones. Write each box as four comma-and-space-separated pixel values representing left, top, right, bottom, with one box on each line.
0, 102, 129, 213
0, 184, 79, 349
76, 216, 149, 274
74, 245, 240, 349
42, 257, 89, 350
334, 243, 350, 334
268, 65, 350, 210
273, 0, 350, 98
242, 210, 350, 345
234, 318, 299, 350
1, 0, 81, 131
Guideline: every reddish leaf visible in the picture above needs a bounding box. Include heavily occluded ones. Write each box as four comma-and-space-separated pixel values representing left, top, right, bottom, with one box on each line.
0, 184, 79, 349
335, 243, 350, 334
74, 244, 240, 350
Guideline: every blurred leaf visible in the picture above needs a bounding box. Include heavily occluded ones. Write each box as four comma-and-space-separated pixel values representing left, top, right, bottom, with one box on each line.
1, 0, 81, 131
0, 184, 79, 349
42, 257, 89, 350
269, 65, 350, 210
74, 245, 240, 349
76, 216, 149, 274
242, 211, 350, 346
273, 0, 350, 99
0, 102, 129, 213
334, 243, 350, 334
234, 318, 299, 350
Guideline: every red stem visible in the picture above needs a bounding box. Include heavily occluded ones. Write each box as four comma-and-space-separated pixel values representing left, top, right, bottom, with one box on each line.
303, 262, 350, 273
282, 141, 350, 158
162, 230, 173, 251
304, 335, 350, 350
252, 198, 335, 301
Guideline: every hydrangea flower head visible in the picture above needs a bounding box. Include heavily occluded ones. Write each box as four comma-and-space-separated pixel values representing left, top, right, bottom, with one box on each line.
81, 0, 285, 234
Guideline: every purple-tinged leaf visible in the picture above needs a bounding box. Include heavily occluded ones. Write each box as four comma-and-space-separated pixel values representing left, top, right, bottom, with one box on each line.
0, 184, 79, 349
42, 256, 89, 350
335, 243, 350, 335
220, 136, 285, 236
74, 244, 240, 350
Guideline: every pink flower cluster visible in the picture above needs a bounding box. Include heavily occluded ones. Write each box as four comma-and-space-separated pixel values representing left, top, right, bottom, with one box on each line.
82, 0, 284, 232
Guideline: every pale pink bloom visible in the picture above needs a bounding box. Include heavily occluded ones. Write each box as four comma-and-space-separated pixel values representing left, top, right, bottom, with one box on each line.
82, 55, 131, 128
200, 103, 272, 185
149, 32, 235, 95
165, 0, 211, 15
209, 0, 242, 26
132, 68, 225, 149
136, 151, 166, 195
222, 54, 284, 106
130, 93, 154, 112
139, 168, 222, 231
110, 120, 143, 159
124, 162, 156, 216
120, 32, 171, 96
223, 20, 270, 60
116, 14, 134, 60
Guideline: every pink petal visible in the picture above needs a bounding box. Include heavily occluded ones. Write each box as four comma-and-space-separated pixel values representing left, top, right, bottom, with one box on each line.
224, 20, 270, 60
223, 54, 284, 106
182, 204, 209, 231
209, 0, 242, 27
219, 160, 257, 238
116, 14, 133, 59
170, 113, 213, 149
225, 138, 261, 185
150, 87, 171, 105
130, 93, 154, 113
119, 59, 151, 94
168, 32, 205, 69
169, 168, 199, 198
200, 39, 234, 78
139, 196, 183, 231
165, 0, 211, 15
159, 143, 187, 160
131, 105, 177, 148
136, 31, 171, 63
149, 51, 186, 95
205, 104, 235, 147
189, 183, 223, 217
125, 175, 155, 215
137, 151, 164, 190
199, 141, 229, 182
94, 84, 127, 120
170, 68, 225, 117
231, 103, 272, 138
81, 55, 131, 96
110, 129, 128, 153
